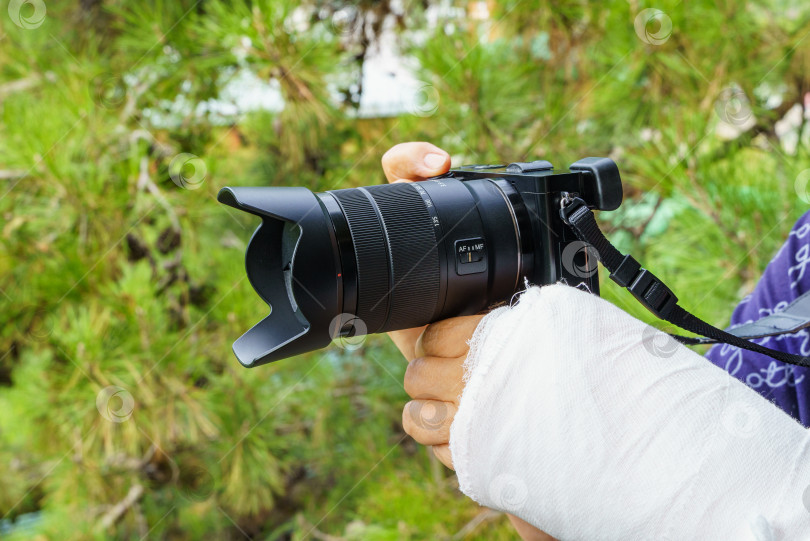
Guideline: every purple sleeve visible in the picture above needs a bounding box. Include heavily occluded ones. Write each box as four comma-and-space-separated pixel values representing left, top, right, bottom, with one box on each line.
704, 211, 810, 426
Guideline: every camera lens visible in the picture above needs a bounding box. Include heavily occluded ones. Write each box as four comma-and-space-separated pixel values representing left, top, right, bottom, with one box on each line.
317, 177, 533, 335
218, 177, 533, 366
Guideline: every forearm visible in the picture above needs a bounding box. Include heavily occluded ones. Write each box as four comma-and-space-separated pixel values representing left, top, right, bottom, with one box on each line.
451, 284, 810, 540
705, 211, 810, 425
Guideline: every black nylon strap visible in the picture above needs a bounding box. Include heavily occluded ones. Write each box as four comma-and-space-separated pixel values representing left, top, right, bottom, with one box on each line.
560, 197, 810, 368
674, 290, 810, 345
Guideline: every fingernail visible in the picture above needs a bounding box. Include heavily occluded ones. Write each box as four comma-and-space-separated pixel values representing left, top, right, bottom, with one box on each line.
424, 153, 446, 169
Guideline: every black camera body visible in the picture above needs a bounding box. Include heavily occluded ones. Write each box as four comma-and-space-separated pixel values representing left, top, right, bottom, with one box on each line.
218, 157, 623, 367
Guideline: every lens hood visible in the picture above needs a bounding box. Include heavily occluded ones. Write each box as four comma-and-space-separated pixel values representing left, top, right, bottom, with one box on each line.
218, 187, 340, 367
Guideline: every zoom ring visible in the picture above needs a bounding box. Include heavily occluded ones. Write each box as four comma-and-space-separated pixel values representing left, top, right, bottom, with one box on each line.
332, 183, 441, 334
366, 183, 440, 332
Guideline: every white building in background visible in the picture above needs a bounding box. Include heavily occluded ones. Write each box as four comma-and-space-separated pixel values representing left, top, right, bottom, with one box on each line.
188, 2, 487, 122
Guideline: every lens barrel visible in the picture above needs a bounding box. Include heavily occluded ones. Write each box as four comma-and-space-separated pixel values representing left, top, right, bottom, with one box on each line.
321, 183, 442, 334
217, 176, 533, 366
317, 177, 532, 336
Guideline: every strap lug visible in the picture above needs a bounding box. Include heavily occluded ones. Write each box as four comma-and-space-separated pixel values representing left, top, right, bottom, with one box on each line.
559, 196, 589, 225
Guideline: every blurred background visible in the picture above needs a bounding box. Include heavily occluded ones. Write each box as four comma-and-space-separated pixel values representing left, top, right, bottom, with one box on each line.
2, 0, 810, 539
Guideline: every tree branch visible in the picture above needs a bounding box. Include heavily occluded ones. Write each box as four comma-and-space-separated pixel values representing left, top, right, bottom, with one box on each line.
97, 484, 144, 531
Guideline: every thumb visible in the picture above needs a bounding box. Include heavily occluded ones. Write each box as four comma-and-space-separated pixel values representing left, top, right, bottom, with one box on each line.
382, 142, 451, 182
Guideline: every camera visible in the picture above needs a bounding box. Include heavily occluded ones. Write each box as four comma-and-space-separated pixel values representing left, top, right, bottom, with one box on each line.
218, 157, 623, 367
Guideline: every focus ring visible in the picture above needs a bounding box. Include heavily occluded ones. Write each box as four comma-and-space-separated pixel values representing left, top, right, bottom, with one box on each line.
366, 183, 440, 332
331, 189, 391, 333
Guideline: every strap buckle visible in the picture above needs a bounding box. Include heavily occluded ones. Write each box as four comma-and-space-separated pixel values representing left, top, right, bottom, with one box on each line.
626, 267, 678, 320
610, 255, 678, 319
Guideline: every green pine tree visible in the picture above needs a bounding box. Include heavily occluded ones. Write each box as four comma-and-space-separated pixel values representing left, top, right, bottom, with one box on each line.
1, 1, 810, 539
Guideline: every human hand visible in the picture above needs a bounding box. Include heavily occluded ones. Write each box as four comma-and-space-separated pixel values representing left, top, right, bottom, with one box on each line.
401, 314, 556, 541
381, 142, 451, 362
380, 141, 468, 466
401, 314, 483, 469
381, 142, 556, 541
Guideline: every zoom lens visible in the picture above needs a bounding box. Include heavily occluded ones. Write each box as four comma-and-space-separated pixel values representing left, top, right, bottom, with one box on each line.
217, 177, 532, 367
319, 177, 533, 335
320, 182, 442, 335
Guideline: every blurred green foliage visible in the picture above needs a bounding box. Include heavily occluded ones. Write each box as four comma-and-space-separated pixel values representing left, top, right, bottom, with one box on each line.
1, 0, 810, 539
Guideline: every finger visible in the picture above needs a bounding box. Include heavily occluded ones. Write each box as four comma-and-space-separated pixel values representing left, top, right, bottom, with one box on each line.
432, 444, 454, 470
507, 515, 558, 541
415, 314, 484, 359
387, 325, 428, 362
381, 142, 451, 183
402, 399, 456, 446
404, 355, 465, 404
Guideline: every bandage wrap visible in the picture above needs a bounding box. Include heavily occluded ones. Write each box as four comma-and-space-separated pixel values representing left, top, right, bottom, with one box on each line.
450, 284, 810, 540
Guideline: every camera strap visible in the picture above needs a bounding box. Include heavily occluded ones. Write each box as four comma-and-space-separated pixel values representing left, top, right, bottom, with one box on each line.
560, 196, 810, 368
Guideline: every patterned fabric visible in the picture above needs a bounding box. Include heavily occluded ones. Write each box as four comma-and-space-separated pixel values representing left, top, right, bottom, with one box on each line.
705, 211, 810, 426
